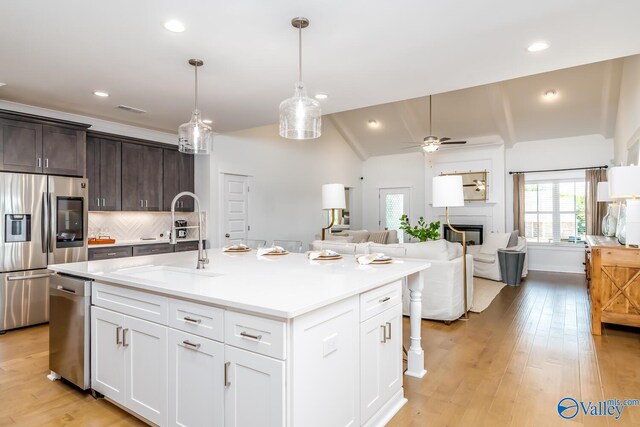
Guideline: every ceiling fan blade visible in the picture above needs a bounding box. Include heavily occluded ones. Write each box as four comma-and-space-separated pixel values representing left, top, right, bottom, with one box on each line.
400, 145, 424, 150
440, 140, 467, 145
439, 137, 451, 143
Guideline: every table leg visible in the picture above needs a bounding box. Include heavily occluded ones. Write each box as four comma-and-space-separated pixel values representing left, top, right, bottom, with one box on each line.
405, 272, 427, 378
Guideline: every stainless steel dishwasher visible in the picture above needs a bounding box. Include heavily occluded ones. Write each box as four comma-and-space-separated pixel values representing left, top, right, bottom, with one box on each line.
49, 274, 91, 390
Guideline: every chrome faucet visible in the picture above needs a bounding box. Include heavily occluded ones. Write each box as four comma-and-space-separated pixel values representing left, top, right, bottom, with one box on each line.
171, 191, 209, 269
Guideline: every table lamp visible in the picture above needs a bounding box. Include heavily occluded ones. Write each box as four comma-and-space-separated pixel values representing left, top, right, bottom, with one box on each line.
609, 165, 640, 246
432, 175, 468, 319
597, 181, 617, 237
321, 183, 346, 240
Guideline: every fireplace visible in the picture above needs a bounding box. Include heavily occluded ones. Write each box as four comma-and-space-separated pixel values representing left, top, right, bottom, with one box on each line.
444, 224, 483, 246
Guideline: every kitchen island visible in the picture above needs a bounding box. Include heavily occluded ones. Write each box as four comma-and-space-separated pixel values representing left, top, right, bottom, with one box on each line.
49, 250, 430, 427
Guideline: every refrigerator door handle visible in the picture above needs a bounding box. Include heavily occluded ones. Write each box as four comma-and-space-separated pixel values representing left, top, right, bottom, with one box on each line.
7, 272, 53, 281
48, 192, 54, 253
41, 192, 48, 254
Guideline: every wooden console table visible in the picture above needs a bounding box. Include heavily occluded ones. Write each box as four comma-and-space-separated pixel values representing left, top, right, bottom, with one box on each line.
585, 236, 640, 335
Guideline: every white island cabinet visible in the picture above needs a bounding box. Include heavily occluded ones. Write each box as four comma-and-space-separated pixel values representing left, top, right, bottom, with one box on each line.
50, 250, 430, 427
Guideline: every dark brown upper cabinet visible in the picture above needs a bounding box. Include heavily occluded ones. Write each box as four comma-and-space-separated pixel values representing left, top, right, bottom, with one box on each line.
0, 112, 87, 177
122, 143, 163, 211
163, 149, 195, 212
87, 137, 122, 211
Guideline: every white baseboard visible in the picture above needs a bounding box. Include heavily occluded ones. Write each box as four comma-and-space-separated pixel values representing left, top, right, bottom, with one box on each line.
528, 266, 585, 274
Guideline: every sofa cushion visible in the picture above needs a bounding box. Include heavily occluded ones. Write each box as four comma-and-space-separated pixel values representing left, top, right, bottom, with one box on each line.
346, 230, 370, 243
369, 243, 406, 258
480, 232, 511, 255
473, 253, 496, 263
325, 234, 355, 243
507, 230, 519, 247
319, 242, 356, 254
368, 231, 388, 244
404, 240, 449, 261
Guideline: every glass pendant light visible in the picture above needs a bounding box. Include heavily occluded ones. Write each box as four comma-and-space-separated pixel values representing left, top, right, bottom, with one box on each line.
279, 17, 321, 140
178, 59, 212, 154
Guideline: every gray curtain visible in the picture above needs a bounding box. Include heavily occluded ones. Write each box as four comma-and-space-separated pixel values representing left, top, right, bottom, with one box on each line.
513, 173, 525, 235
586, 168, 607, 236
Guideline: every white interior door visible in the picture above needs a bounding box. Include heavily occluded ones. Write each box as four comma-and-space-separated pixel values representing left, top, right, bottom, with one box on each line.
222, 174, 249, 245
379, 188, 410, 243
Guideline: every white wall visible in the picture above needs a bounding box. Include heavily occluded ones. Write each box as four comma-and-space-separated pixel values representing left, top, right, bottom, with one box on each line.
505, 134, 614, 273
197, 121, 363, 248
361, 152, 425, 232
613, 55, 640, 164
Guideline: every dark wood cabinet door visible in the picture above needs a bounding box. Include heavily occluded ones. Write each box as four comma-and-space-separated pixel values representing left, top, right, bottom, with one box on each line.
42, 125, 85, 176
86, 137, 100, 211
121, 143, 143, 211
141, 146, 163, 211
0, 119, 42, 173
180, 152, 195, 212
99, 139, 122, 211
163, 149, 180, 211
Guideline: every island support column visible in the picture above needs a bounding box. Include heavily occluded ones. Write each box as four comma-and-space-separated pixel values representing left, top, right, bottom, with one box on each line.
405, 272, 427, 378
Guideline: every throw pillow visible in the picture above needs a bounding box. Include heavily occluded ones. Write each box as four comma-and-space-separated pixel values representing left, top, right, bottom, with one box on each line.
445, 240, 463, 260
480, 232, 511, 255
346, 230, 371, 243
507, 230, 519, 247
325, 234, 355, 243
368, 231, 388, 244
404, 240, 449, 261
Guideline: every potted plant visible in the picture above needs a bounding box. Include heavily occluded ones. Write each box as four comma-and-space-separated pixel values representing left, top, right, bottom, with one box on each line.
399, 215, 441, 242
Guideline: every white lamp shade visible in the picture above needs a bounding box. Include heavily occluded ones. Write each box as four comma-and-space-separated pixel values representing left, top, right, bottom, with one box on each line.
626, 199, 640, 245
432, 175, 464, 207
609, 166, 640, 199
596, 181, 612, 202
322, 184, 346, 210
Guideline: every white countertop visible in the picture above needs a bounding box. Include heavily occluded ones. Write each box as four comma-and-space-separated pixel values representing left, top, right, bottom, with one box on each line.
48, 250, 429, 319
88, 238, 198, 248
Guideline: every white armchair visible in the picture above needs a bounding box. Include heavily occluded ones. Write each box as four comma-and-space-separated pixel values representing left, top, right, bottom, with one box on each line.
467, 232, 528, 281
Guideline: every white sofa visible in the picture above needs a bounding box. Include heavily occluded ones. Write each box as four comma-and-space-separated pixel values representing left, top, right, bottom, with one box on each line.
310, 239, 474, 322
322, 229, 399, 244
466, 231, 528, 281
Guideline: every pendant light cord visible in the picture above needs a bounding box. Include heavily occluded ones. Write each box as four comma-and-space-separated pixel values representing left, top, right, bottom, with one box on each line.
429, 95, 432, 135
298, 22, 303, 82
194, 63, 199, 112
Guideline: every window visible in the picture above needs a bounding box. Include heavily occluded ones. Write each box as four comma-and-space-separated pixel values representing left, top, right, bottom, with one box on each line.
524, 179, 585, 244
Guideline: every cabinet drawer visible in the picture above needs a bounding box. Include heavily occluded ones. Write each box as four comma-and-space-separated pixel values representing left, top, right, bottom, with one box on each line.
88, 246, 132, 261
169, 299, 224, 342
225, 311, 286, 360
360, 280, 402, 322
174, 241, 199, 252
92, 282, 168, 325
133, 243, 172, 257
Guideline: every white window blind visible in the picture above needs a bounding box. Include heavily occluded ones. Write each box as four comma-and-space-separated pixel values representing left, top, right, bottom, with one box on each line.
524, 179, 586, 244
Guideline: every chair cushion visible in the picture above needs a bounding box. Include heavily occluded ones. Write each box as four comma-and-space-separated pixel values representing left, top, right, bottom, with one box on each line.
480, 232, 511, 255
507, 230, 519, 247
404, 240, 449, 260
473, 253, 496, 263
368, 231, 388, 244
325, 234, 355, 243
345, 230, 370, 243
369, 244, 406, 258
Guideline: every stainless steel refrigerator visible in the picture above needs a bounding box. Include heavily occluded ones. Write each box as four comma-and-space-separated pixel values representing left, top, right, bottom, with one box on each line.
0, 172, 88, 333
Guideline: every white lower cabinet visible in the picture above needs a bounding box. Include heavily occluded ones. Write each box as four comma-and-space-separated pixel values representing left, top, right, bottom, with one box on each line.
224, 345, 285, 427
360, 303, 403, 423
91, 306, 168, 426
168, 329, 224, 427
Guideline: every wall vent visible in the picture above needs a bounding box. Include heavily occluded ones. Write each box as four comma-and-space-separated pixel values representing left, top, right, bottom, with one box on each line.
116, 104, 147, 114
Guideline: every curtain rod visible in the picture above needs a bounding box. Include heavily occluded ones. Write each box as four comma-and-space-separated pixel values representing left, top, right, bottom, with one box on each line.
508, 165, 608, 175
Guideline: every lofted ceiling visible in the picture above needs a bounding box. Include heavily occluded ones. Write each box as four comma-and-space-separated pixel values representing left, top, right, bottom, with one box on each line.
0, 1, 638, 135
329, 58, 624, 158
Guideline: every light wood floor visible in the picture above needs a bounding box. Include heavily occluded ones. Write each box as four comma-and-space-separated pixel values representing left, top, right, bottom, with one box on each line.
0, 271, 638, 426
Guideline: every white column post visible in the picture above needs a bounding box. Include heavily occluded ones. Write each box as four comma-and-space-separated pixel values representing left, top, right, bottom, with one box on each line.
405, 271, 427, 378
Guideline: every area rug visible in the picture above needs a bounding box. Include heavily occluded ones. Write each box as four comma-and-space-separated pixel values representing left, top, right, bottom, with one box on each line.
470, 277, 506, 313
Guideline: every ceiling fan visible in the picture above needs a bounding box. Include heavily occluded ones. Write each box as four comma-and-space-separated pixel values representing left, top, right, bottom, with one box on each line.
403, 95, 467, 153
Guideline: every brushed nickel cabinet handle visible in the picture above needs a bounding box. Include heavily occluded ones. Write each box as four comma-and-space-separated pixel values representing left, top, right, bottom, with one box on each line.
182, 340, 201, 350
97, 198, 100, 207
183, 316, 201, 324
379, 296, 391, 303
386, 322, 392, 340
107, 252, 117, 256
140, 200, 144, 207
116, 326, 122, 345
44, 158, 49, 168
240, 331, 262, 341
122, 328, 129, 347
224, 362, 231, 387
37, 158, 42, 168
102, 198, 106, 206
380, 325, 387, 343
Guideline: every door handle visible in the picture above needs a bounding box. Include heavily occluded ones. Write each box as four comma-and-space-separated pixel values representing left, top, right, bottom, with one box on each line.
225, 233, 230, 238
37, 157, 42, 168
385, 322, 392, 340
116, 326, 122, 345
380, 325, 387, 343
144, 200, 148, 208
224, 361, 231, 388
102, 198, 106, 207
140, 200, 143, 208
122, 328, 129, 347
183, 316, 201, 324
7, 272, 53, 281
44, 158, 49, 168
239, 331, 262, 341
48, 192, 54, 253
41, 192, 48, 254
379, 296, 391, 304
96, 198, 100, 207
182, 340, 201, 350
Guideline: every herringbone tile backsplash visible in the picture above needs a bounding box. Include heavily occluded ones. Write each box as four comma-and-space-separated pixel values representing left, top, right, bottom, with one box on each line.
88, 212, 206, 241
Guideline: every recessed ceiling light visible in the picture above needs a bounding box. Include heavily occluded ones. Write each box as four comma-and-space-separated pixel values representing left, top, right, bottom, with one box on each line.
163, 20, 185, 33
0, 82, 6, 88
93, 91, 109, 97
368, 120, 379, 128
527, 41, 549, 52
203, 119, 213, 124
543, 89, 558, 101
314, 93, 328, 100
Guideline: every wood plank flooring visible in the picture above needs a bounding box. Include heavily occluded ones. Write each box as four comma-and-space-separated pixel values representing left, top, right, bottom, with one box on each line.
0, 271, 638, 426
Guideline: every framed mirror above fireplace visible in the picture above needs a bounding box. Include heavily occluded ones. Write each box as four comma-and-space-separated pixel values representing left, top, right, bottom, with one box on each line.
444, 224, 483, 246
